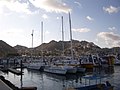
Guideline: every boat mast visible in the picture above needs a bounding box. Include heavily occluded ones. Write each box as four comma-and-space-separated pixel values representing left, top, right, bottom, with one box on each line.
41, 21, 43, 61
69, 12, 73, 60
61, 16, 64, 56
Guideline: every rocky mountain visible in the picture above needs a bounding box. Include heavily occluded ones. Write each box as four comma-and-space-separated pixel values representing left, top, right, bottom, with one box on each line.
0, 40, 18, 57
34, 40, 102, 56
35, 40, 71, 51
1, 40, 120, 57
13, 40, 101, 56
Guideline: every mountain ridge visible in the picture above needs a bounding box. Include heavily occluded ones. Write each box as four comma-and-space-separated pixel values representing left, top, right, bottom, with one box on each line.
0, 40, 120, 57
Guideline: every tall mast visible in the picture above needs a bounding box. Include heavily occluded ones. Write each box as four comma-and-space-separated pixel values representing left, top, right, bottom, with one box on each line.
69, 12, 73, 60
41, 21, 43, 61
61, 16, 64, 56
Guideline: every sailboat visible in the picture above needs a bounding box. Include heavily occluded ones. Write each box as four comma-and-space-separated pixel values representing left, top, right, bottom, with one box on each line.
56, 12, 76, 74
27, 24, 45, 70
44, 13, 85, 74
44, 17, 67, 75
63, 12, 85, 73
54, 13, 77, 74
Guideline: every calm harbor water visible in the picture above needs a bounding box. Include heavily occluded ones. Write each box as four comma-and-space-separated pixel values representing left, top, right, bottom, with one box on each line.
0, 66, 120, 90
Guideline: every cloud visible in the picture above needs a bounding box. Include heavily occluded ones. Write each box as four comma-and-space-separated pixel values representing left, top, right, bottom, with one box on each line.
29, 0, 71, 13
72, 28, 91, 33
108, 27, 117, 31
97, 32, 120, 47
74, 1, 81, 7
86, 16, 94, 21
42, 14, 48, 19
103, 6, 119, 14
0, 0, 33, 14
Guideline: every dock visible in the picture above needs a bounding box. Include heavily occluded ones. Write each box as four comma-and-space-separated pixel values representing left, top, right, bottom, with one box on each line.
0, 79, 13, 90
8, 68, 23, 75
0, 75, 37, 90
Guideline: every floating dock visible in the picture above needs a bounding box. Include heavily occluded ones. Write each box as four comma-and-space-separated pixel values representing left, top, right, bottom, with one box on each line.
8, 68, 23, 75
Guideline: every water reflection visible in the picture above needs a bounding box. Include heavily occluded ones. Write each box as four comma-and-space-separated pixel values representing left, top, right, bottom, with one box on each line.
27, 69, 85, 90
1, 66, 120, 90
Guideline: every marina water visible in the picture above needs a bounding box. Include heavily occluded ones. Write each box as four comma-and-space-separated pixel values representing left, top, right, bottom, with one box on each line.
0, 66, 120, 90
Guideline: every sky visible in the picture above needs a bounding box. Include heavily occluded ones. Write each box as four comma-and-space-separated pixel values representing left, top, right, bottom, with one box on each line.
0, 0, 120, 48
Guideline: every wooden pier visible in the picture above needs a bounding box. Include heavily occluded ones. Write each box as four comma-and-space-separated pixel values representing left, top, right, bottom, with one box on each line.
8, 68, 23, 75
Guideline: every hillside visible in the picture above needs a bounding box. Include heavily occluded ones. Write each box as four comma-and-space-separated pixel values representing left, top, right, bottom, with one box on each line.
14, 45, 30, 56
0, 40, 18, 57
35, 40, 102, 56
1, 40, 119, 57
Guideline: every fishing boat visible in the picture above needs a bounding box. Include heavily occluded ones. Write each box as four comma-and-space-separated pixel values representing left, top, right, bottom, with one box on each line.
80, 55, 94, 69
68, 75, 113, 90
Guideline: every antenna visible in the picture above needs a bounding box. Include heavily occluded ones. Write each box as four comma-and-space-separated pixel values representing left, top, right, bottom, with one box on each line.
31, 30, 34, 48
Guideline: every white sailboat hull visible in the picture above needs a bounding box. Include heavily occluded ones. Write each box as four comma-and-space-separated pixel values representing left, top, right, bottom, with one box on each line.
44, 66, 67, 75
27, 62, 45, 70
27, 65, 41, 70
